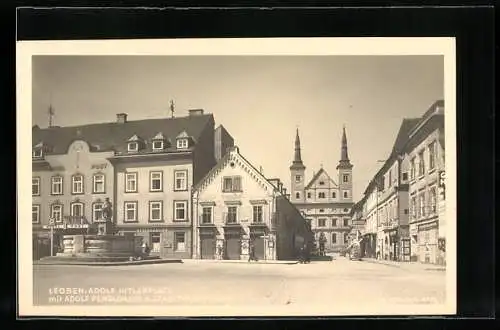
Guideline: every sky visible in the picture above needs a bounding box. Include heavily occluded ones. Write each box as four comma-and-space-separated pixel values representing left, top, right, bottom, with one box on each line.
32, 55, 444, 201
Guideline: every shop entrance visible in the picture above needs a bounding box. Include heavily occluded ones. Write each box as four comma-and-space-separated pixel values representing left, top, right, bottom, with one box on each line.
200, 236, 216, 259
225, 236, 241, 260
252, 236, 265, 260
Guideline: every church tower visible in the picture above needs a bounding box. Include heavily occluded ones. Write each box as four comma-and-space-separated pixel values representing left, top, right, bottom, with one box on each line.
337, 125, 353, 202
290, 128, 306, 203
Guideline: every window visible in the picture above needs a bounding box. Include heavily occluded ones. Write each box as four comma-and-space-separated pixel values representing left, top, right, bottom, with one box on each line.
429, 141, 436, 171
343, 174, 349, 183
388, 171, 392, 187
177, 139, 188, 149
332, 191, 336, 198
202, 207, 213, 224
32, 205, 40, 223
319, 181, 325, 185
124, 202, 138, 222
50, 204, 63, 223
307, 192, 311, 198
125, 173, 138, 193
411, 196, 417, 219
151, 232, 161, 253
72, 175, 84, 194
150, 171, 163, 192
344, 233, 349, 244
295, 192, 301, 199
404, 209, 409, 215
33, 148, 43, 158
174, 201, 187, 221
152, 140, 164, 151
430, 187, 437, 214
319, 209, 324, 213
93, 174, 105, 193
149, 201, 163, 222
332, 218, 338, 227
418, 151, 425, 176
70, 202, 84, 220
318, 192, 325, 199
402, 172, 408, 181
332, 233, 337, 244
419, 193, 426, 218
174, 170, 188, 191
295, 175, 301, 183
343, 191, 349, 199
318, 218, 326, 227
410, 157, 416, 180
92, 203, 104, 222
51, 176, 63, 195
174, 232, 186, 252
343, 218, 349, 226
222, 176, 242, 192
32, 177, 40, 196
226, 206, 238, 223
128, 142, 138, 152
253, 205, 263, 223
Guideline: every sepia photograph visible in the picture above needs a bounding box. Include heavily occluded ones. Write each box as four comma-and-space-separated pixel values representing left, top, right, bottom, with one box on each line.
17, 38, 456, 317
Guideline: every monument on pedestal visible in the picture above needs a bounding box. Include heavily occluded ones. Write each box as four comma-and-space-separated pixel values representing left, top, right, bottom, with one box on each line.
41, 198, 156, 263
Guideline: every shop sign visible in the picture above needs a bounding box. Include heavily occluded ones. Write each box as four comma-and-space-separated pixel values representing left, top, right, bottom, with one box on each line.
43, 224, 89, 229
438, 171, 445, 187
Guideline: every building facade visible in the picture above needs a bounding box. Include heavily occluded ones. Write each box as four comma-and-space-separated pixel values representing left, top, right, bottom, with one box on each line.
32, 109, 233, 259
405, 101, 445, 265
192, 146, 312, 260
355, 100, 445, 265
289, 127, 354, 253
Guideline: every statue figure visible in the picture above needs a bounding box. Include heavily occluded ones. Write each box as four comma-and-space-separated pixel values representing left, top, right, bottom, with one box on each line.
102, 198, 112, 222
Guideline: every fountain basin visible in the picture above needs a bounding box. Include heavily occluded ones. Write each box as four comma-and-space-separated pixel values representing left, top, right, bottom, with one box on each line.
55, 234, 144, 259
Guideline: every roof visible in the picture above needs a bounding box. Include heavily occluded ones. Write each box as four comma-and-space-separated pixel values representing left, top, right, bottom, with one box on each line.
305, 167, 337, 189
194, 146, 279, 194
362, 117, 420, 196
32, 114, 214, 155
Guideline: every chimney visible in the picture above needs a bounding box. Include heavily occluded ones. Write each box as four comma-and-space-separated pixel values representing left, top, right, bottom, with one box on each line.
116, 113, 128, 123
188, 109, 204, 116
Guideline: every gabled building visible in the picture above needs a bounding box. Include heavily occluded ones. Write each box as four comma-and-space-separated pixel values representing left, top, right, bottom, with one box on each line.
289, 127, 354, 253
32, 109, 233, 259
192, 146, 312, 260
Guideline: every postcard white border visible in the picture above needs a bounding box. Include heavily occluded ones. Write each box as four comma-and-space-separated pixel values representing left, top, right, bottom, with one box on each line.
17, 37, 456, 317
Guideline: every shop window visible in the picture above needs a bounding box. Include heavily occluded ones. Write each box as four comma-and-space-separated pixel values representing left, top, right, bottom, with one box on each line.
174, 232, 186, 252
150, 232, 161, 253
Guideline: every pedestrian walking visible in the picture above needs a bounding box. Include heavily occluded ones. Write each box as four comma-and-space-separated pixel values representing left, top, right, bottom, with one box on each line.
248, 242, 257, 262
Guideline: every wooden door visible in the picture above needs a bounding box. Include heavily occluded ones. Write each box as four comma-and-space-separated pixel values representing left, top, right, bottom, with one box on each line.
201, 237, 216, 259
225, 237, 240, 260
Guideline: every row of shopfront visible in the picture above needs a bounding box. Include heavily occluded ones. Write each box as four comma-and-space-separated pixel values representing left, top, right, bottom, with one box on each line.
358, 218, 443, 264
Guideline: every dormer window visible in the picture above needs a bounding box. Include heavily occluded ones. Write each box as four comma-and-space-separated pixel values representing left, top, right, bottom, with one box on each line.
152, 140, 164, 151
128, 142, 138, 152
176, 130, 192, 150
152, 132, 165, 151
127, 134, 143, 153
177, 139, 188, 149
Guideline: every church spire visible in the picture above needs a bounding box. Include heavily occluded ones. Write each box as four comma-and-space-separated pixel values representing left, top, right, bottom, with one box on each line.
337, 125, 353, 169
290, 128, 305, 170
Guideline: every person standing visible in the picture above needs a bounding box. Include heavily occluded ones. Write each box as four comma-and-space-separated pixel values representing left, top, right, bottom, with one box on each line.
248, 242, 257, 262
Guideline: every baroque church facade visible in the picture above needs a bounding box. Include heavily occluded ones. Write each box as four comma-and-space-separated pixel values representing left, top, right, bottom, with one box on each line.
289, 127, 354, 253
